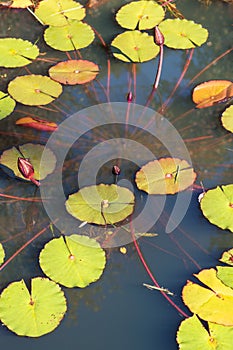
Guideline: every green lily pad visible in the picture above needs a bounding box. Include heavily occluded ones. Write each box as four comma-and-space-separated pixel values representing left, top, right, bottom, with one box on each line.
158, 19, 208, 49
177, 314, 233, 350
0, 91, 16, 119
44, 20, 95, 51
0, 277, 67, 337
65, 184, 135, 225
49, 59, 99, 85
39, 235, 106, 288
200, 184, 233, 232
182, 268, 233, 326
135, 157, 196, 195
0, 243, 5, 266
219, 248, 233, 266
116, 1, 164, 30
217, 266, 233, 289
111, 30, 159, 63
8, 75, 62, 106
0, 143, 56, 181
0, 38, 39, 68
221, 105, 233, 133
34, 0, 85, 26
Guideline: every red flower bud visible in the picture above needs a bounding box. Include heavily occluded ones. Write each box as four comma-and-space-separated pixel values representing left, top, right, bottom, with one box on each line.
154, 26, 164, 46
127, 91, 133, 103
17, 157, 40, 186
112, 165, 121, 176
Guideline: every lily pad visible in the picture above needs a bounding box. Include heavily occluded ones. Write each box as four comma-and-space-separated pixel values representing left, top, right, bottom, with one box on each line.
16, 116, 58, 132
182, 268, 233, 326
116, 1, 164, 30
34, 0, 85, 27
200, 184, 233, 232
0, 143, 56, 181
8, 75, 63, 106
177, 314, 233, 350
0, 38, 39, 68
219, 248, 233, 266
221, 105, 233, 133
217, 266, 233, 289
65, 184, 135, 225
44, 20, 95, 51
0, 243, 5, 266
49, 60, 99, 85
192, 80, 233, 109
39, 235, 106, 288
0, 91, 16, 119
10, 0, 33, 7
0, 277, 67, 337
158, 19, 208, 49
135, 157, 196, 195
111, 30, 159, 63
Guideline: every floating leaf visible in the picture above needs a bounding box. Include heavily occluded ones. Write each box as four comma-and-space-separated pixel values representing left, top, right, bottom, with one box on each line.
217, 266, 233, 289
10, 0, 33, 8
0, 91, 16, 119
200, 184, 233, 232
177, 314, 233, 350
49, 60, 99, 85
111, 30, 159, 63
8, 75, 62, 106
0, 277, 67, 337
0, 143, 56, 181
192, 80, 233, 108
116, 1, 164, 30
39, 235, 106, 288
0, 38, 39, 68
44, 20, 95, 51
66, 184, 135, 225
221, 105, 233, 133
0, 243, 5, 266
34, 0, 85, 26
219, 248, 233, 266
135, 157, 196, 195
16, 116, 58, 132
182, 268, 233, 326
158, 19, 208, 49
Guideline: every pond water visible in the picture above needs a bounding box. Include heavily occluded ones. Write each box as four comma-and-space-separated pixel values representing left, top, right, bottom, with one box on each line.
0, 0, 232, 349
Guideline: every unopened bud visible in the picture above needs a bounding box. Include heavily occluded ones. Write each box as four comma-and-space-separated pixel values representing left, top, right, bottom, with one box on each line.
154, 26, 164, 46
17, 157, 40, 186
127, 91, 133, 103
112, 165, 121, 176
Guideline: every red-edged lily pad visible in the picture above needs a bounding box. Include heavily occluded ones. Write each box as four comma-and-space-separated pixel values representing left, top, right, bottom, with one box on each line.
16, 116, 58, 132
135, 157, 196, 195
49, 60, 99, 85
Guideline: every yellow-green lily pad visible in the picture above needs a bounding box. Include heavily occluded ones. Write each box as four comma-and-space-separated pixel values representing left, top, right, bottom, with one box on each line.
221, 105, 233, 133
111, 30, 159, 63
0, 143, 56, 181
116, 1, 164, 30
0, 38, 39, 68
44, 20, 95, 51
200, 184, 233, 232
0, 243, 5, 266
135, 157, 196, 195
158, 19, 208, 49
217, 266, 233, 289
39, 235, 106, 288
0, 91, 16, 119
34, 0, 85, 26
0, 277, 67, 337
219, 248, 233, 266
65, 184, 135, 225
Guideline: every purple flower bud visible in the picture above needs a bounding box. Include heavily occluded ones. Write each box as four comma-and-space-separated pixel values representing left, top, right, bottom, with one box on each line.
154, 26, 164, 46
127, 91, 133, 103
17, 157, 40, 186
112, 165, 121, 176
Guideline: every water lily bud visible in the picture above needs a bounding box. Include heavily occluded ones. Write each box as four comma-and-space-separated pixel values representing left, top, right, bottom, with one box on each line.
154, 26, 164, 46
127, 91, 133, 103
17, 157, 40, 186
112, 165, 121, 176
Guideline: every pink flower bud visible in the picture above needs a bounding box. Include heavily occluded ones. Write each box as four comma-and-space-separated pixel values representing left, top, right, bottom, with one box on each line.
154, 26, 164, 46
17, 157, 40, 186
127, 92, 133, 103
112, 165, 121, 175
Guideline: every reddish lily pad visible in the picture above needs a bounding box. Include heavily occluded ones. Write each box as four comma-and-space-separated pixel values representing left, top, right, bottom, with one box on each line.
8, 75, 62, 106
0, 91, 16, 119
221, 105, 233, 133
49, 60, 99, 85
135, 157, 196, 195
200, 184, 233, 232
16, 116, 58, 132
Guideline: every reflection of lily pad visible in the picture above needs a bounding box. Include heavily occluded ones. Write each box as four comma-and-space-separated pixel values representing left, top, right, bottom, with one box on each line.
49, 60, 99, 85
116, 1, 164, 30
66, 184, 135, 225
39, 235, 106, 288
44, 20, 95, 51
135, 157, 196, 195
111, 30, 159, 63
35, 0, 85, 26
8, 75, 62, 106
177, 314, 233, 350
0, 38, 39, 68
0, 143, 56, 181
221, 105, 233, 133
0, 278, 67, 337
0, 243, 5, 266
158, 19, 208, 49
219, 248, 233, 266
0, 91, 16, 119
200, 184, 233, 232
182, 268, 233, 326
